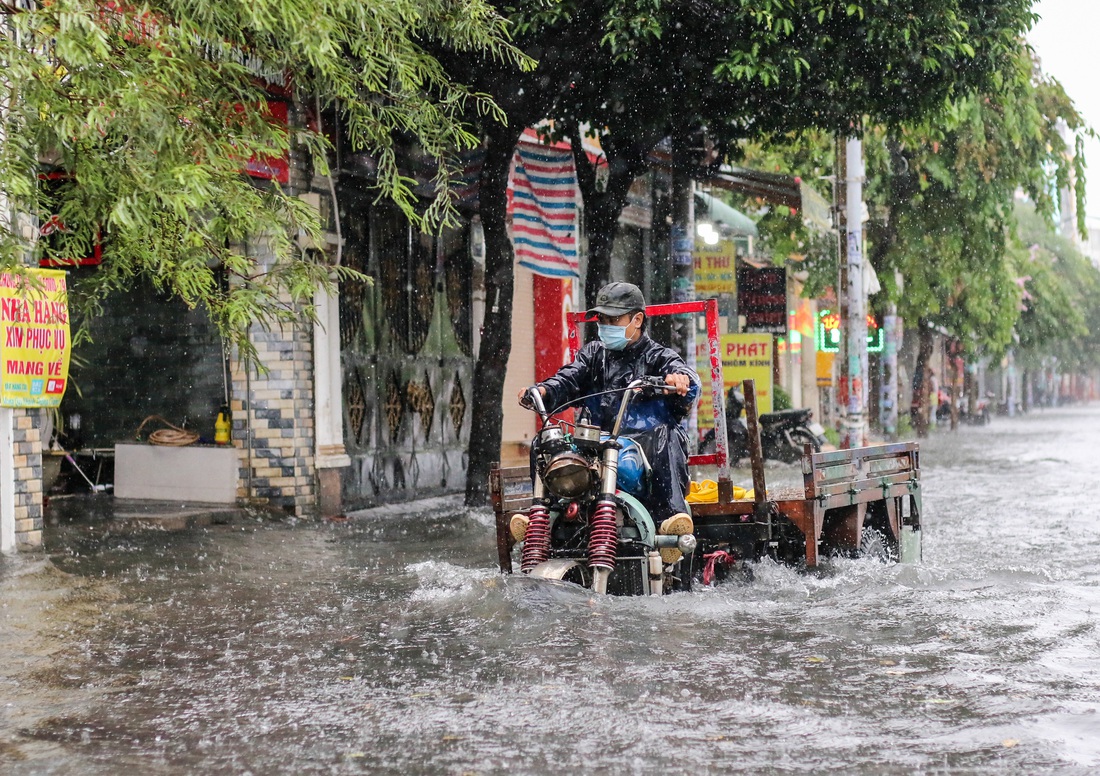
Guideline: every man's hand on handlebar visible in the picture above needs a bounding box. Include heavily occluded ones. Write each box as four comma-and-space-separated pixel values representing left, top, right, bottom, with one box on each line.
664, 373, 691, 396
518, 385, 546, 408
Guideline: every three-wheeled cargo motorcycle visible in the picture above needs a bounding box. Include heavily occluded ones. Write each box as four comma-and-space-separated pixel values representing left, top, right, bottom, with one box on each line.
490, 299, 922, 595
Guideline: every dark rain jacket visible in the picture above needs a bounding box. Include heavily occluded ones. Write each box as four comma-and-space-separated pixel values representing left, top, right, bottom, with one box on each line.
539, 335, 701, 433
538, 334, 700, 520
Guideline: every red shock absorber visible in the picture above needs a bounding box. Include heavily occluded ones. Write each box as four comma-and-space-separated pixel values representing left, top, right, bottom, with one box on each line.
587, 497, 618, 571
520, 503, 551, 572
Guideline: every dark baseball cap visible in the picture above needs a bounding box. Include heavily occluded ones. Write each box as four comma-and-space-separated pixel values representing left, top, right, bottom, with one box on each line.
586, 282, 646, 317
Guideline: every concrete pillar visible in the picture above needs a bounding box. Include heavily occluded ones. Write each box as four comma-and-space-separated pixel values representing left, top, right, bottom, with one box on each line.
843, 136, 867, 448
313, 284, 350, 516
882, 304, 899, 439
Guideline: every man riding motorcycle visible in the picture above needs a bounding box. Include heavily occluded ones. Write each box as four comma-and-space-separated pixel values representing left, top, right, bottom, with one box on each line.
515, 282, 701, 553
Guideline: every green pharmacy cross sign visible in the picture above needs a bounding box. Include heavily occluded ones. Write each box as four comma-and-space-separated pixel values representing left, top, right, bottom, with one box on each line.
817, 309, 883, 353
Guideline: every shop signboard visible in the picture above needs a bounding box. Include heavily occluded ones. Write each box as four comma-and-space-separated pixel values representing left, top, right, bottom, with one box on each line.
817, 308, 883, 353
0, 269, 71, 408
694, 238, 737, 299
696, 332, 774, 428
816, 351, 835, 387
736, 266, 787, 333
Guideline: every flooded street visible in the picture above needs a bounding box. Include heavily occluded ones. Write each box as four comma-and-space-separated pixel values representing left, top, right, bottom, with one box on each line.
2, 407, 1100, 774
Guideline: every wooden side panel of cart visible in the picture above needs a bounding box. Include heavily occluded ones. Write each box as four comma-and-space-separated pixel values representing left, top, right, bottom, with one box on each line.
786, 441, 920, 565
685, 441, 921, 567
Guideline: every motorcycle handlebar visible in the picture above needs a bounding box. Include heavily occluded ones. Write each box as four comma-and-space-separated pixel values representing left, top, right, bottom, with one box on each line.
521, 386, 550, 423
523, 376, 674, 422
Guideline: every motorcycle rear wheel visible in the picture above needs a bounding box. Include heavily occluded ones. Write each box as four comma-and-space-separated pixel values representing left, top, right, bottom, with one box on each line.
775, 428, 820, 463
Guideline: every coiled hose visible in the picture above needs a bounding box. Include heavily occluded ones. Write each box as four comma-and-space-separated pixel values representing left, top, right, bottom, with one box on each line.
134, 415, 200, 447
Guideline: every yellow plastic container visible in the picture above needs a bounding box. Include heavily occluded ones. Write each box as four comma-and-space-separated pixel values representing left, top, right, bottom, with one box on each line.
686, 479, 753, 503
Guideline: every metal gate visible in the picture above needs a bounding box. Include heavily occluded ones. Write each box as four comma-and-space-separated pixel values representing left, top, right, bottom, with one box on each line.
339, 195, 474, 508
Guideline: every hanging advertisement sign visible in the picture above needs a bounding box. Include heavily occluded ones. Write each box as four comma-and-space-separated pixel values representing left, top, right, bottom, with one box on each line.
695, 332, 774, 428
816, 351, 835, 387
694, 238, 737, 298
736, 266, 787, 333
0, 269, 71, 408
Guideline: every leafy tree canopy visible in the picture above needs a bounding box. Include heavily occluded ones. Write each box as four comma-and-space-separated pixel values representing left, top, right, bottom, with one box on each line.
520, 0, 1036, 147
1013, 202, 1100, 371
0, 0, 529, 358
867, 49, 1087, 358
482, 0, 1038, 302
453, 0, 1045, 502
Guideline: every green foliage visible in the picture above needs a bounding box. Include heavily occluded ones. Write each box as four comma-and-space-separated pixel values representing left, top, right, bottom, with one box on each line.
772, 384, 792, 411
731, 132, 838, 299
1013, 203, 1100, 370
695, 35, 1093, 374
866, 49, 1087, 358
505, 0, 1036, 172
0, 0, 529, 360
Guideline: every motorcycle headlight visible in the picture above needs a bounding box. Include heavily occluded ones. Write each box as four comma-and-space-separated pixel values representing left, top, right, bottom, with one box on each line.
543, 452, 595, 500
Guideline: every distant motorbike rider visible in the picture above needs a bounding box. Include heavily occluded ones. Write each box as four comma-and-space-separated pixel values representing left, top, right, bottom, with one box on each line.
516, 282, 700, 537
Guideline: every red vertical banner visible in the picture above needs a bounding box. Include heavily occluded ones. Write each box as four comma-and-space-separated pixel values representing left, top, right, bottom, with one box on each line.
533, 275, 569, 382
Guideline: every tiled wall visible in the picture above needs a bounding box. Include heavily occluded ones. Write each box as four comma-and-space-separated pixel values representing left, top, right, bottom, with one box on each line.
229, 306, 316, 514
225, 121, 322, 515
14, 409, 44, 549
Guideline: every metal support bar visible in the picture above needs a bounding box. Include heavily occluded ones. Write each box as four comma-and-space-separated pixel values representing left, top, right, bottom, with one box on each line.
743, 379, 767, 506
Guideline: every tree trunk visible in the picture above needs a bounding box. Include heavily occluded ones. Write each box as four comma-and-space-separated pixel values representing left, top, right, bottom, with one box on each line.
949, 352, 960, 431
967, 361, 979, 416
911, 318, 933, 438
464, 124, 523, 506
572, 131, 659, 307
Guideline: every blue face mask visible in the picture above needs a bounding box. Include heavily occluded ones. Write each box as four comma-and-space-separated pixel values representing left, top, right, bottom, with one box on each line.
598, 323, 631, 351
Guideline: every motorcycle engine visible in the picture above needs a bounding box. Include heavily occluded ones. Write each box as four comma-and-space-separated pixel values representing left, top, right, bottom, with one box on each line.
536, 425, 598, 500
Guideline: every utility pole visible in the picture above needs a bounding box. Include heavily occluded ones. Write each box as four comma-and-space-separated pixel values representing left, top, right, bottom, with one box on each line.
843, 136, 867, 449
669, 132, 696, 359
835, 138, 847, 440
669, 131, 697, 438
882, 302, 899, 439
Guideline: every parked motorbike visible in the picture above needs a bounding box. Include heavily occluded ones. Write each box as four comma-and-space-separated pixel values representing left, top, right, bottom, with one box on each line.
935, 392, 992, 426
515, 377, 697, 595
700, 387, 827, 464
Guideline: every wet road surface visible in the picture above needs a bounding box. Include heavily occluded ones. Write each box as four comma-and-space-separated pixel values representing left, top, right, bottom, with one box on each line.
2, 405, 1100, 774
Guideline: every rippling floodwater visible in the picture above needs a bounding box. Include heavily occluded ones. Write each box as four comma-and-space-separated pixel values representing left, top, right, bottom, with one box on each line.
2, 406, 1100, 774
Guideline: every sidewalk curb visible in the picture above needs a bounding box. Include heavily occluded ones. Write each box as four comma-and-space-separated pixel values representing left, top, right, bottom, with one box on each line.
45, 494, 256, 534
